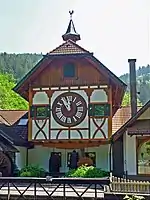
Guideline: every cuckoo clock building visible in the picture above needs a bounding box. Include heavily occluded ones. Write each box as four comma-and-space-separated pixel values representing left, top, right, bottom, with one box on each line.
14, 12, 126, 173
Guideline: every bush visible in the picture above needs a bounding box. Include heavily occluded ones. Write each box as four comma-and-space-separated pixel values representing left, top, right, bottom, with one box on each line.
20, 165, 46, 177
65, 165, 109, 178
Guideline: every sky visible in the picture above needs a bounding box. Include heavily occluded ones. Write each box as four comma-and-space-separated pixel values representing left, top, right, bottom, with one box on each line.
0, 0, 150, 76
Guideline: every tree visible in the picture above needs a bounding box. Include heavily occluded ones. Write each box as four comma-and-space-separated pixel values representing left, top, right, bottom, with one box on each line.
122, 92, 142, 106
0, 73, 28, 110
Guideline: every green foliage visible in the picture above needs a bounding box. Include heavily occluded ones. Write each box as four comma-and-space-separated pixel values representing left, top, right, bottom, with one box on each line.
0, 73, 28, 109
65, 165, 109, 178
20, 165, 46, 177
120, 65, 150, 105
124, 195, 145, 200
122, 92, 142, 106
0, 53, 42, 82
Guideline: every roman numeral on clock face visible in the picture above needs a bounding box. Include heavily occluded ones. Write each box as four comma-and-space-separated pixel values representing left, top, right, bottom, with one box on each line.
77, 106, 83, 112
67, 117, 72, 123
56, 107, 61, 112
66, 96, 72, 102
76, 101, 82, 106
56, 111, 63, 119
60, 115, 66, 123
75, 111, 82, 118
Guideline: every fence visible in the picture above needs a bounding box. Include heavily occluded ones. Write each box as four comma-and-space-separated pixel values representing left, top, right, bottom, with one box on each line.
0, 177, 110, 200
110, 175, 150, 194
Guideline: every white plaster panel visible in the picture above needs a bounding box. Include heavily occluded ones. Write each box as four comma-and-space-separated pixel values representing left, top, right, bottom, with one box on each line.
23, 145, 110, 173
87, 145, 109, 171
124, 133, 137, 175
32, 120, 49, 140
15, 147, 27, 169
55, 130, 68, 140
70, 130, 88, 139
33, 91, 49, 104
90, 89, 107, 102
90, 118, 108, 139
28, 146, 51, 171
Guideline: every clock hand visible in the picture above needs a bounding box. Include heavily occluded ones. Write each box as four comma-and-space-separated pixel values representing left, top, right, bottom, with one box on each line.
61, 98, 71, 111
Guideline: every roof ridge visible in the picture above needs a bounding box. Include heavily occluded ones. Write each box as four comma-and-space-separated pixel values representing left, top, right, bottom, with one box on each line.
48, 39, 91, 55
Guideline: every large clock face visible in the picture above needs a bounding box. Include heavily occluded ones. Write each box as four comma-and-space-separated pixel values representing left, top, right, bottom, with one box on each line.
52, 92, 87, 127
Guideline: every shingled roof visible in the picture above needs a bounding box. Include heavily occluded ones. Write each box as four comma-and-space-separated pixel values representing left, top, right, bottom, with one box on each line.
0, 135, 18, 152
0, 124, 29, 146
112, 106, 142, 134
48, 40, 90, 55
0, 110, 27, 125
0, 111, 31, 147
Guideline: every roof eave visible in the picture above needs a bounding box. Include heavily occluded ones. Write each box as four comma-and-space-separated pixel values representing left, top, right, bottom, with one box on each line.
112, 100, 150, 141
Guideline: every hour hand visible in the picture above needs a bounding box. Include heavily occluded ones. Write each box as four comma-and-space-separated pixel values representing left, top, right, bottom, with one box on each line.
61, 98, 71, 111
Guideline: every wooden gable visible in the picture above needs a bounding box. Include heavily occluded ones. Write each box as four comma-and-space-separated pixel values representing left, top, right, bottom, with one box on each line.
31, 58, 108, 88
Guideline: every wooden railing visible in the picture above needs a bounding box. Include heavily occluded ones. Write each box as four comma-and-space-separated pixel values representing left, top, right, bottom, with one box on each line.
0, 177, 110, 199
110, 175, 150, 194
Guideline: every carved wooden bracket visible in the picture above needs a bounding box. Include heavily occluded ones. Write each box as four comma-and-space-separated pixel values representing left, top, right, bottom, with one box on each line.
103, 88, 108, 96
45, 90, 54, 99
84, 88, 94, 97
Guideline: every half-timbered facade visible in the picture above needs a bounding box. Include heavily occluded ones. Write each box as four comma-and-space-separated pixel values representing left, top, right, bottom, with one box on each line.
14, 12, 126, 172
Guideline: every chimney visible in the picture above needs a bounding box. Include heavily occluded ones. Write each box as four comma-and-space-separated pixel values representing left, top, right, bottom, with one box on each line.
128, 59, 137, 117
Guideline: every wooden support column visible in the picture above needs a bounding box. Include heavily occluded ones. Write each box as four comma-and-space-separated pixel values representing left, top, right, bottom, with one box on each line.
84, 88, 94, 139
108, 86, 112, 139
28, 86, 33, 141
26, 148, 29, 166
46, 90, 54, 140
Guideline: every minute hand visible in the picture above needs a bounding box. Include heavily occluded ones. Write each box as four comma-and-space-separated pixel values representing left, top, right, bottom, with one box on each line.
61, 98, 71, 111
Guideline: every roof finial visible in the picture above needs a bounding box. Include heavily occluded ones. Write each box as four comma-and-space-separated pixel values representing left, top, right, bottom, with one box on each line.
62, 10, 81, 43
69, 10, 74, 20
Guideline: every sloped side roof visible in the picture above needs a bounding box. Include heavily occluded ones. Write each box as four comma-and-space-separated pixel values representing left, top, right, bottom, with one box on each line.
0, 135, 18, 152
0, 124, 30, 147
0, 110, 27, 125
112, 100, 150, 141
112, 106, 142, 134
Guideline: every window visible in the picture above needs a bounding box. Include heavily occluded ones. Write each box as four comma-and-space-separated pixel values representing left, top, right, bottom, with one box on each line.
63, 63, 75, 78
89, 103, 110, 117
36, 106, 47, 118
30, 105, 50, 119
18, 119, 28, 126
138, 141, 150, 175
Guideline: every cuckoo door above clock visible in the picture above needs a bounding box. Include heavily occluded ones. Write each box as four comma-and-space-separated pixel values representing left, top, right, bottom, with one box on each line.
52, 92, 87, 127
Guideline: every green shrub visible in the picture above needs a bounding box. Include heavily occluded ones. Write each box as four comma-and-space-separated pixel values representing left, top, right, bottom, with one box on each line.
65, 165, 109, 178
20, 165, 46, 177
